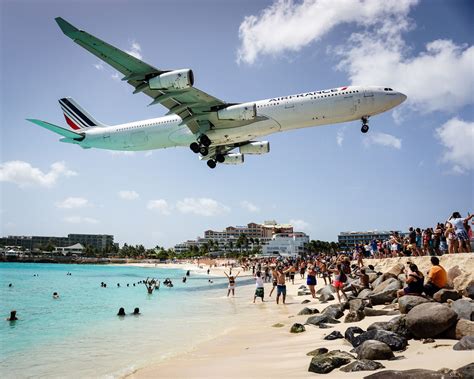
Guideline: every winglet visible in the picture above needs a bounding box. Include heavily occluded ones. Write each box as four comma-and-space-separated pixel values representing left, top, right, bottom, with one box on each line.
55, 17, 80, 38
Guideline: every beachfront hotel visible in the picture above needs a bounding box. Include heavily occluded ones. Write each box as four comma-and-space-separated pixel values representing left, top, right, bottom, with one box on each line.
338, 230, 402, 250
0, 233, 115, 251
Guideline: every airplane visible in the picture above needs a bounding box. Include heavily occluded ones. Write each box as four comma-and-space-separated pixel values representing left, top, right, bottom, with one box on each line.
27, 17, 407, 169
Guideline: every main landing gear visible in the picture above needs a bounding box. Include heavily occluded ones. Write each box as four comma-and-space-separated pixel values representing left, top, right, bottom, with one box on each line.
189, 134, 212, 156
361, 116, 369, 133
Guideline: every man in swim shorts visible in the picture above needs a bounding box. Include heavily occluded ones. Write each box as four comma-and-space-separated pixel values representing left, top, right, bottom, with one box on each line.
275, 266, 291, 304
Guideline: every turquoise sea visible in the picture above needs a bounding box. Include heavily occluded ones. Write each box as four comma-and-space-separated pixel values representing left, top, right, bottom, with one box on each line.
0, 263, 252, 378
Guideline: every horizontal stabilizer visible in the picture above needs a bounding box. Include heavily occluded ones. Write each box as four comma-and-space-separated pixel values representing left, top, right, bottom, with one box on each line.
26, 119, 85, 140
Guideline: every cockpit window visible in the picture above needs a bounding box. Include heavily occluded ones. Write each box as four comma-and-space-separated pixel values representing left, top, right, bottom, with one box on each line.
384, 88, 394, 91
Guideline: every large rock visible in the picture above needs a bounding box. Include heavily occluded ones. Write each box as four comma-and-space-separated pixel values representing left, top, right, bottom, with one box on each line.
406, 302, 458, 338
340, 359, 385, 372
367, 315, 412, 340
352, 329, 408, 351
455, 319, 474, 339
383, 264, 405, 280
345, 310, 365, 323
318, 284, 336, 302
453, 273, 473, 294
367, 273, 379, 283
349, 298, 365, 313
464, 282, 474, 299
324, 331, 344, 340
433, 289, 461, 303
451, 299, 474, 321
369, 289, 398, 305
306, 314, 340, 326
306, 347, 328, 356
357, 340, 395, 360
398, 295, 431, 314
453, 335, 474, 351
297, 290, 312, 296
447, 265, 462, 287
456, 363, 474, 378
345, 326, 365, 345
364, 308, 400, 317
373, 278, 402, 294
298, 307, 316, 316
290, 323, 305, 333
371, 275, 386, 289
308, 350, 355, 374
321, 304, 344, 319
364, 369, 451, 378
357, 289, 373, 299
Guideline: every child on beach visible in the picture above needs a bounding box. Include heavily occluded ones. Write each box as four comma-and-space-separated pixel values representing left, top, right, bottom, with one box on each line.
253, 271, 265, 303
331, 264, 349, 303
224, 271, 240, 297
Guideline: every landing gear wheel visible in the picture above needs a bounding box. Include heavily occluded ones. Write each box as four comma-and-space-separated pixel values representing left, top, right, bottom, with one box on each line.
207, 160, 217, 169
361, 124, 369, 133
190, 142, 200, 153
216, 154, 225, 163
199, 146, 209, 156
199, 135, 211, 147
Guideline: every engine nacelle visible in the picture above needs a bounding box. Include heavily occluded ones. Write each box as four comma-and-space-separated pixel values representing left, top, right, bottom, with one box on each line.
217, 103, 256, 121
148, 69, 194, 90
222, 153, 244, 165
239, 141, 270, 155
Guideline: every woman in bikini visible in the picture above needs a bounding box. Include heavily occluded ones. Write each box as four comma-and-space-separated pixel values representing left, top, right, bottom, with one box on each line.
224, 271, 240, 297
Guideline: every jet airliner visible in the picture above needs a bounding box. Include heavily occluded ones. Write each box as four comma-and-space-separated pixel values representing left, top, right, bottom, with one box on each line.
28, 18, 407, 169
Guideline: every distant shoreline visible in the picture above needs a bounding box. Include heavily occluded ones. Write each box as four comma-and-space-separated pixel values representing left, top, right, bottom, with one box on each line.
0, 256, 166, 265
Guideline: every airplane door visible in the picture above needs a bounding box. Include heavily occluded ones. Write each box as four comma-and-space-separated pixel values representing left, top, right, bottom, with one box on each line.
363, 89, 375, 108
284, 98, 295, 109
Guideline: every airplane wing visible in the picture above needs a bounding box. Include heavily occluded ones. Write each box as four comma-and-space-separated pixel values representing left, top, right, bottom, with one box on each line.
55, 18, 255, 136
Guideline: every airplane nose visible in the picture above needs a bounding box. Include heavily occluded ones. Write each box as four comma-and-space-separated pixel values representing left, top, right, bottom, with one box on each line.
399, 92, 407, 103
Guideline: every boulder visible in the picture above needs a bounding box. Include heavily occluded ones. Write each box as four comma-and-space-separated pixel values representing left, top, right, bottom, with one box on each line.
364, 369, 450, 379
368, 315, 412, 340
464, 282, 474, 299
368, 273, 379, 283
349, 298, 365, 313
290, 323, 305, 333
406, 302, 458, 338
306, 314, 340, 326
373, 278, 402, 294
398, 295, 431, 314
321, 304, 344, 319
356, 340, 395, 360
364, 308, 400, 317
318, 284, 336, 302
357, 289, 373, 299
353, 329, 408, 351
369, 289, 398, 305
453, 273, 473, 294
324, 331, 344, 340
340, 359, 385, 372
383, 264, 405, 280
345, 326, 365, 345
298, 307, 315, 316
433, 289, 461, 303
298, 290, 312, 296
301, 299, 311, 304
451, 299, 474, 321
455, 319, 474, 339
453, 335, 474, 351
371, 275, 386, 289
447, 265, 462, 287
308, 350, 355, 374
397, 273, 407, 284
345, 310, 365, 323
456, 363, 474, 378
306, 347, 328, 357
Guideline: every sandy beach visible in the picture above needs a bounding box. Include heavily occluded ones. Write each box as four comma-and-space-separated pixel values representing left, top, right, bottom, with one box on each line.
127, 254, 474, 378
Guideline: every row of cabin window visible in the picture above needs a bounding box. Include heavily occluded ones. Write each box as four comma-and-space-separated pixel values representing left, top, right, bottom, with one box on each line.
117, 119, 176, 131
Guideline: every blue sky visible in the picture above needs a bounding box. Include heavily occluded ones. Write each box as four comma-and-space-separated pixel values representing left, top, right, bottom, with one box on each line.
1, 0, 473, 248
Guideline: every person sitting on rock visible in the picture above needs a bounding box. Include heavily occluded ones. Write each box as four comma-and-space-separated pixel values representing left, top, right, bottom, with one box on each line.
423, 256, 447, 297
350, 268, 371, 296
397, 263, 424, 299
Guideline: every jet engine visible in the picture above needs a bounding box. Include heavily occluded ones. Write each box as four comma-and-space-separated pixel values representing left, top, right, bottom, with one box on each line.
222, 153, 244, 165
217, 103, 256, 121
239, 141, 270, 155
148, 69, 194, 90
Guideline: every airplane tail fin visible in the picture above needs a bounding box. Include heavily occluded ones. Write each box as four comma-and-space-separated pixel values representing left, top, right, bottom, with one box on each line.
58, 97, 107, 130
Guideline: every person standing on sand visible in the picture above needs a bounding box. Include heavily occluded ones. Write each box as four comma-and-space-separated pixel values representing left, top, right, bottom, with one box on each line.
448, 212, 473, 253
269, 268, 278, 297
253, 271, 265, 303
224, 271, 240, 297
275, 266, 292, 304
331, 264, 349, 303
306, 265, 317, 299
289, 264, 297, 285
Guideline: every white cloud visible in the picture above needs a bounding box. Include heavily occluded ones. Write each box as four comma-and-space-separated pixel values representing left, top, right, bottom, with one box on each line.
93, 62, 104, 70
237, 0, 417, 64
64, 216, 99, 224
126, 41, 142, 59
240, 200, 260, 212
108, 151, 135, 156
118, 190, 140, 200
290, 219, 310, 231
111, 72, 120, 81
435, 117, 474, 174
336, 127, 345, 147
147, 199, 171, 215
363, 132, 402, 149
0, 161, 77, 188
56, 197, 90, 209
176, 198, 230, 217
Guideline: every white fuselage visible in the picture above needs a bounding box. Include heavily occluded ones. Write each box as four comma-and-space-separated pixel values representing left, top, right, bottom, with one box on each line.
75, 86, 406, 151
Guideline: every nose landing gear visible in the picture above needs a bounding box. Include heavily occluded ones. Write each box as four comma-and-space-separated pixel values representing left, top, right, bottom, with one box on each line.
361, 116, 369, 133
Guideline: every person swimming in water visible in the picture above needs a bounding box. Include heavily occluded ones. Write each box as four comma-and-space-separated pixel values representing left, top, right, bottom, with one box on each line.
7, 310, 18, 321
224, 271, 240, 297
133, 307, 140, 315
53, 292, 59, 299
117, 308, 126, 316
